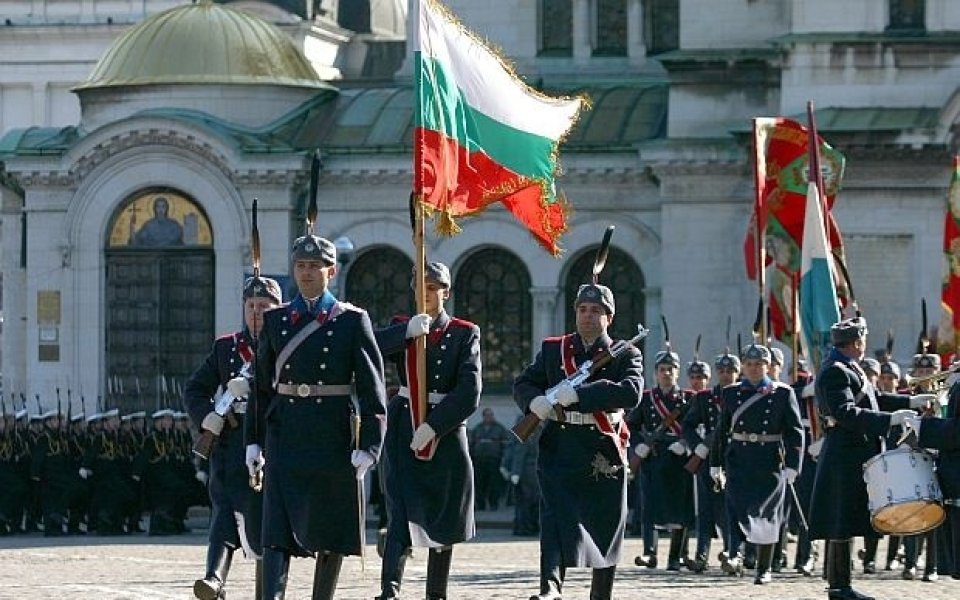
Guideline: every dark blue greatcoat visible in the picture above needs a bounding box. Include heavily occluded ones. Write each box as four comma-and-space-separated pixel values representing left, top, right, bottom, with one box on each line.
917, 383, 960, 577
627, 386, 695, 529
683, 385, 727, 540
514, 332, 643, 568
248, 293, 387, 557
808, 349, 909, 540
375, 310, 481, 547
712, 378, 804, 537
184, 329, 263, 555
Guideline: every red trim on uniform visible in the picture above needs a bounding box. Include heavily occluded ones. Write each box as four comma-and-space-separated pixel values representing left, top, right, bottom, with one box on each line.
233, 333, 254, 363
651, 389, 682, 435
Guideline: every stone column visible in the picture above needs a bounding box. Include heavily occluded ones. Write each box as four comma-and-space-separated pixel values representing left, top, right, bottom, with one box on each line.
530, 286, 561, 360
0, 187, 27, 395
572, 0, 591, 65
627, 0, 645, 64
642, 286, 662, 374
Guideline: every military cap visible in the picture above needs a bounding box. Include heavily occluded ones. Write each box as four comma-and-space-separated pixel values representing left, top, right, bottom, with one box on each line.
741, 343, 772, 363
860, 358, 881, 377
151, 408, 175, 419
70, 412, 85, 423
687, 360, 711, 377
85, 412, 102, 423
174, 412, 188, 420
715, 352, 742, 371
830, 317, 868, 344
770, 347, 784, 366
655, 350, 681, 368
29, 413, 42, 422
912, 353, 941, 370
411, 261, 452, 289
15, 409, 27, 421
126, 411, 146, 420
243, 276, 282, 304
103, 408, 120, 419
291, 234, 336, 266
574, 283, 615, 315
40, 409, 59, 420
880, 360, 901, 379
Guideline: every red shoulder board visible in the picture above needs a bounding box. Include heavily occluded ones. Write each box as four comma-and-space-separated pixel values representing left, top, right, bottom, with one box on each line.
449, 317, 476, 329
390, 313, 411, 325
215, 332, 236, 342
544, 336, 565, 343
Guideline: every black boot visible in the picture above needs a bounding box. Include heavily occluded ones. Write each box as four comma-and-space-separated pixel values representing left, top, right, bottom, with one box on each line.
589, 566, 615, 600
194, 543, 233, 599
261, 548, 290, 600
254, 559, 263, 600
754, 544, 773, 584
426, 546, 453, 600
375, 539, 410, 600
827, 540, 874, 600
529, 552, 564, 600
667, 529, 684, 571
311, 552, 343, 600
860, 536, 878, 574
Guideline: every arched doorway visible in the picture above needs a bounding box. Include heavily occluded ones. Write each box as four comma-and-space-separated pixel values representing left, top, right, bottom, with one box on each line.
104, 189, 215, 412
564, 245, 645, 347
454, 247, 532, 393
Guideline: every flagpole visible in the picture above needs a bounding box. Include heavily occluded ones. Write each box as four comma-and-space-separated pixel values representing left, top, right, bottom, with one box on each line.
411, 0, 428, 457
752, 118, 767, 341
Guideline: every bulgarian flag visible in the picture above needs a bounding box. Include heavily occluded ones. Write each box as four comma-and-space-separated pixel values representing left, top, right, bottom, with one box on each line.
939, 156, 960, 362
413, 0, 585, 255
799, 105, 841, 368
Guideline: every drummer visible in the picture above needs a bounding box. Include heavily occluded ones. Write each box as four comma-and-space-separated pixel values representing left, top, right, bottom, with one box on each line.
807, 317, 933, 600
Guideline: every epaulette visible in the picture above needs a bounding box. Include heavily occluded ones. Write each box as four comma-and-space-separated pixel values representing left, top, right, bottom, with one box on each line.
335, 301, 363, 314
544, 336, 565, 343
449, 317, 477, 329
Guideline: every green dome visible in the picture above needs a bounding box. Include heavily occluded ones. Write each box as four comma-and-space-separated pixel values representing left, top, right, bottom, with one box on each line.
76, 1, 328, 91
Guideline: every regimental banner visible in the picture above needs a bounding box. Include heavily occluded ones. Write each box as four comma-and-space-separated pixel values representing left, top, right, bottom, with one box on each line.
939, 156, 960, 363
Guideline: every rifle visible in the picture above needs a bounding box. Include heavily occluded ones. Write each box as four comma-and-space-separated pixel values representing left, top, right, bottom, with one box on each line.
192, 365, 247, 460
513, 323, 649, 443
683, 429, 714, 474
628, 402, 688, 474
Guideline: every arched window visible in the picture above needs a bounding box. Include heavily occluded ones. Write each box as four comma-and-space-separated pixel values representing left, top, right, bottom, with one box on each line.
888, 0, 925, 31
594, 0, 627, 57
646, 0, 679, 55
454, 248, 532, 393
540, 0, 573, 56
343, 246, 414, 328
564, 246, 645, 347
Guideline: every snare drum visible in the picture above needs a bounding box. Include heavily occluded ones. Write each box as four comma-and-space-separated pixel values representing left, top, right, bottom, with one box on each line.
862, 446, 945, 535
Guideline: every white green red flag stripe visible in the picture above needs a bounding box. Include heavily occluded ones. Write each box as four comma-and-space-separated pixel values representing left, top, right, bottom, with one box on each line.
412, 0, 585, 255
940, 156, 960, 362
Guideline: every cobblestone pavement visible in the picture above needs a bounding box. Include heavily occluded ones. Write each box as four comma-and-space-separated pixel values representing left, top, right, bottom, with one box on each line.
1, 527, 958, 600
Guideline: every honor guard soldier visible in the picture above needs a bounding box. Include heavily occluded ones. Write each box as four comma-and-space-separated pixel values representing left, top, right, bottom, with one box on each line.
709, 342, 804, 584
81, 409, 138, 535
246, 233, 387, 600
682, 351, 739, 572
514, 283, 643, 600
184, 275, 282, 600
628, 344, 695, 571
373, 261, 481, 600
807, 317, 932, 600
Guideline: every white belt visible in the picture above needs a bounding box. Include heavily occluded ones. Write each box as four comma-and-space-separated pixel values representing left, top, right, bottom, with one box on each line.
233, 401, 247, 414
398, 386, 446, 405
548, 411, 622, 427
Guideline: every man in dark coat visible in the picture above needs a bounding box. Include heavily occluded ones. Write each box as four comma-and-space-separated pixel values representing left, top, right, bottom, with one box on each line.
514, 283, 643, 600
373, 261, 481, 600
709, 343, 804, 584
682, 351, 739, 572
184, 275, 281, 600
246, 234, 386, 600
808, 317, 928, 600
628, 348, 695, 570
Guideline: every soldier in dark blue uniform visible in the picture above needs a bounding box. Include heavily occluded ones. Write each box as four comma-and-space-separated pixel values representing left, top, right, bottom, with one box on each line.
709, 343, 803, 584
628, 348, 694, 570
682, 351, 739, 572
185, 275, 282, 600
246, 234, 387, 600
514, 284, 643, 600
373, 261, 481, 600
807, 317, 928, 600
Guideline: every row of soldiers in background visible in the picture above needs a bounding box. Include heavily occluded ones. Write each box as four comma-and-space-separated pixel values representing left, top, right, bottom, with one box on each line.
0, 406, 208, 537
624, 337, 958, 586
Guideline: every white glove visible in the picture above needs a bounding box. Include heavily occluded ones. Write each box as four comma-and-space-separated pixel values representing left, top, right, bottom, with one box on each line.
351, 449, 375, 479
889, 409, 916, 428
410, 423, 437, 452
201, 412, 224, 436
694, 443, 709, 459
405, 314, 431, 339
807, 438, 824, 459
668, 441, 687, 456
245, 444, 264, 478
499, 466, 511, 480
510, 474, 520, 485
227, 376, 251, 399
801, 381, 816, 399
554, 381, 578, 407
709, 466, 724, 482
195, 471, 209, 485
529, 395, 553, 420
780, 467, 798, 485
78, 467, 92, 480
131, 474, 141, 482
910, 394, 937, 410
635, 443, 651, 459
